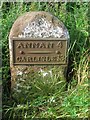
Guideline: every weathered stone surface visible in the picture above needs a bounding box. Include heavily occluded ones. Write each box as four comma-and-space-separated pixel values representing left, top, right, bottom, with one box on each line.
9, 11, 69, 91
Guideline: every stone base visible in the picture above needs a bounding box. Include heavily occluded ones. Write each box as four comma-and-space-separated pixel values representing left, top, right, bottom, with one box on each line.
11, 65, 67, 100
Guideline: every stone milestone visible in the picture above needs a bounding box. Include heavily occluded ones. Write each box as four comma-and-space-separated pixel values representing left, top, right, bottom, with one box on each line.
9, 11, 69, 91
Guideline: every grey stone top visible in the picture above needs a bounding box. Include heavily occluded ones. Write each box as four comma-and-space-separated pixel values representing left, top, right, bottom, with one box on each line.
9, 11, 69, 39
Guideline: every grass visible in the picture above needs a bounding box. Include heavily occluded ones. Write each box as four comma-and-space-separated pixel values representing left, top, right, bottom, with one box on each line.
1, 2, 90, 119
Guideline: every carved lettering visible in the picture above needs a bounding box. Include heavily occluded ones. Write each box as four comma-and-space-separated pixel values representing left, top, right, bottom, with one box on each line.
33, 43, 40, 48
39, 43, 46, 48
17, 56, 26, 62
17, 43, 24, 48
48, 42, 54, 48
57, 55, 65, 62
17, 42, 54, 49
47, 57, 51, 62
34, 57, 38, 62
39, 57, 46, 62
16, 55, 65, 63
57, 41, 63, 48
17, 57, 22, 62
52, 56, 57, 61
25, 43, 32, 48
27, 57, 33, 62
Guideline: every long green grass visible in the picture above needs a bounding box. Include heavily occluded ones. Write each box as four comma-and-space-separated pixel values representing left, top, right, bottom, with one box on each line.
2, 2, 89, 119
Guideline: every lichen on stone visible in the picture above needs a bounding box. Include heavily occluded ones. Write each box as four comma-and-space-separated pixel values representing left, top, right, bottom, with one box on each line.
18, 17, 69, 38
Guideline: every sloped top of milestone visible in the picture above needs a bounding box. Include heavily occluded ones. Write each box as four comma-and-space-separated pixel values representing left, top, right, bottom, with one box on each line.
9, 11, 69, 39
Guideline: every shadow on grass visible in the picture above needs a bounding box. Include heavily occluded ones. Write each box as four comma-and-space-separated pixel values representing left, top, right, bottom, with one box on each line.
65, 3, 88, 84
